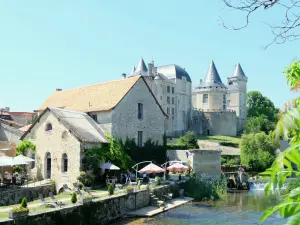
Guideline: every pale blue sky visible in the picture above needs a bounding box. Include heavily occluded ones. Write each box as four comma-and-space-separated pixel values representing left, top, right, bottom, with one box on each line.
0, 1, 298, 111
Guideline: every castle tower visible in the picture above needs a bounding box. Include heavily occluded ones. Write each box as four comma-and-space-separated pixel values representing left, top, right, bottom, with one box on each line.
193, 60, 227, 111
227, 63, 248, 131
131, 58, 148, 76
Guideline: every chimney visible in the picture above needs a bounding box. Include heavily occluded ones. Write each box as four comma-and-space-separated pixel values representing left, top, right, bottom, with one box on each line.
122, 73, 127, 79
200, 79, 202, 84
148, 62, 153, 76
56, 88, 62, 91
4, 107, 10, 112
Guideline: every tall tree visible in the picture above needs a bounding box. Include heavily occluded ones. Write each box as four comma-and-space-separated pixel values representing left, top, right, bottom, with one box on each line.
222, 0, 300, 48
247, 91, 279, 122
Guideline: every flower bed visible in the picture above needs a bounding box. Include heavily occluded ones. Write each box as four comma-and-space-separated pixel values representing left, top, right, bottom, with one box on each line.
8, 207, 29, 219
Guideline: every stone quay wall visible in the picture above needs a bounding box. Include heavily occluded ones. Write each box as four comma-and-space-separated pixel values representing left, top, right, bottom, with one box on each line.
0, 184, 55, 206
0, 185, 170, 225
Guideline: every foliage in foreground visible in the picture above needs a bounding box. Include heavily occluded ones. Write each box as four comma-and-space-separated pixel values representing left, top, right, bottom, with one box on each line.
260, 60, 300, 224
240, 132, 279, 172
180, 175, 227, 201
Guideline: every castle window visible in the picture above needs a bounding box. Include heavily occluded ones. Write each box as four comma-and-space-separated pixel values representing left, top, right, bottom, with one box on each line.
137, 131, 143, 147
172, 97, 174, 104
45, 123, 52, 131
62, 153, 68, 172
172, 87, 175, 94
167, 96, 170, 104
223, 95, 226, 104
203, 94, 208, 103
167, 86, 170, 93
138, 103, 143, 120
172, 108, 175, 115
167, 108, 170, 115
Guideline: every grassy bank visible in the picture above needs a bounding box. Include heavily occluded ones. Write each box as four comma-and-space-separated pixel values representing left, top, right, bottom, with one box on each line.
198, 135, 241, 148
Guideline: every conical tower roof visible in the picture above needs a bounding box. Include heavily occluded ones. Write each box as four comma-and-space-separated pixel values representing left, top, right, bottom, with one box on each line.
132, 58, 148, 76
233, 63, 246, 77
198, 60, 226, 88
130, 65, 136, 76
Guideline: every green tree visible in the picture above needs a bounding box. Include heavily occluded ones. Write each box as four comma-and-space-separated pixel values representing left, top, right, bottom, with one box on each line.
71, 192, 77, 204
247, 91, 279, 122
244, 115, 276, 134
260, 60, 300, 224
240, 132, 279, 172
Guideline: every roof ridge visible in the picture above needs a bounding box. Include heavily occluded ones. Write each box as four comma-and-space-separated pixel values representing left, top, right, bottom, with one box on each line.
52, 76, 141, 93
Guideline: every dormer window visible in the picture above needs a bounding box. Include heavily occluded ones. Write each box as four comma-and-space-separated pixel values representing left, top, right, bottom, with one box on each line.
45, 123, 52, 131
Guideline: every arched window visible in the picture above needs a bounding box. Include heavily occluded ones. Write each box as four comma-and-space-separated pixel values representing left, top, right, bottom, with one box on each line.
62, 153, 68, 173
45, 123, 52, 131
62, 131, 68, 139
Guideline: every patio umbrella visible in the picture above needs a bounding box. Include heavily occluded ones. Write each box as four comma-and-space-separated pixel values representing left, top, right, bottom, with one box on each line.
167, 162, 188, 172
0, 156, 29, 166
15, 154, 35, 162
139, 163, 165, 174
100, 162, 120, 170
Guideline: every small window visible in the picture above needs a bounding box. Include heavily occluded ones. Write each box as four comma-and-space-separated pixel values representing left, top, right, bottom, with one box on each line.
167, 108, 170, 115
31, 153, 35, 169
138, 103, 143, 120
91, 114, 97, 122
62, 153, 68, 172
160, 96, 162, 100
172, 87, 175, 94
207, 130, 210, 136
167, 86, 170, 93
172, 97, 174, 104
137, 131, 143, 147
167, 96, 170, 104
223, 95, 226, 104
223, 104, 226, 110
45, 123, 52, 131
203, 94, 208, 103
62, 131, 68, 139
172, 108, 175, 115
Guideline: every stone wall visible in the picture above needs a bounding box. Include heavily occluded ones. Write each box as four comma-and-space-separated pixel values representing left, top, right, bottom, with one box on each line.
191, 110, 237, 136
0, 184, 55, 206
167, 150, 221, 178
0, 185, 170, 225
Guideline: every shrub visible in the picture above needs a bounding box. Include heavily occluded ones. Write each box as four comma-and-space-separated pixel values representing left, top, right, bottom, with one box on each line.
170, 185, 180, 198
71, 192, 77, 204
78, 171, 94, 187
177, 131, 199, 149
11, 206, 29, 213
166, 144, 189, 150
20, 197, 27, 208
180, 176, 227, 201
108, 184, 114, 195
78, 182, 84, 190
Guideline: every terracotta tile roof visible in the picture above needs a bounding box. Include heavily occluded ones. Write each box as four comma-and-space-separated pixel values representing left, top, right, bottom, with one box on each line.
9, 112, 37, 118
39, 76, 141, 112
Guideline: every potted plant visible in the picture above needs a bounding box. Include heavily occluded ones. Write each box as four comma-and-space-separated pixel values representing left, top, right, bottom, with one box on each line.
8, 197, 29, 219
125, 186, 134, 194
79, 195, 93, 204
108, 184, 114, 196
71, 192, 77, 204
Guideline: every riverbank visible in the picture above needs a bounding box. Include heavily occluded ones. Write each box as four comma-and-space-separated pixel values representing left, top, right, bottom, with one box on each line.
0, 185, 170, 225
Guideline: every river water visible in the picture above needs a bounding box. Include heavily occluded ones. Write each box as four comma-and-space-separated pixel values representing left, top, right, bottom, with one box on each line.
114, 190, 286, 225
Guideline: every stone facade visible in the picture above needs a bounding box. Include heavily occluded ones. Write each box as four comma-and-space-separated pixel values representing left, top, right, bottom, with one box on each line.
0, 184, 55, 206
90, 78, 166, 145
23, 110, 103, 191
192, 61, 248, 135
167, 149, 221, 178
129, 59, 192, 137
191, 110, 237, 136
0, 185, 170, 225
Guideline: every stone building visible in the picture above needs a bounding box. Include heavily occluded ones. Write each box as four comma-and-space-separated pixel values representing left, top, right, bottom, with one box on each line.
129, 58, 192, 137
192, 61, 248, 136
21, 107, 108, 191
39, 76, 167, 146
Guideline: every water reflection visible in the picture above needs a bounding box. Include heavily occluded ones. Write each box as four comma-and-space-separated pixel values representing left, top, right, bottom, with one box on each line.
113, 191, 286, 225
